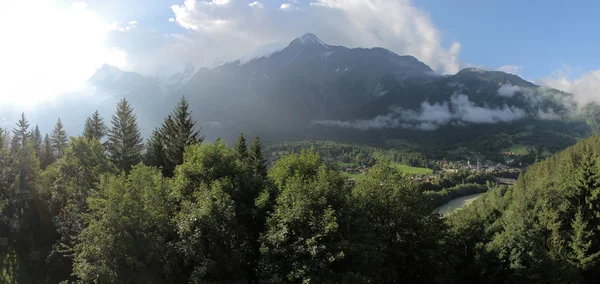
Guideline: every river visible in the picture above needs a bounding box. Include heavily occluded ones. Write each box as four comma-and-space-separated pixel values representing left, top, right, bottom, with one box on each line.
436, 193, 484, 215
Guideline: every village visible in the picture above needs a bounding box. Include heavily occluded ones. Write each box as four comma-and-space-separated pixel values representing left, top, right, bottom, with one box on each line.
341, 157, 521, 187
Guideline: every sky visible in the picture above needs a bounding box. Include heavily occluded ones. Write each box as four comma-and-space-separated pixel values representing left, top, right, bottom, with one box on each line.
0, 0, 599, 107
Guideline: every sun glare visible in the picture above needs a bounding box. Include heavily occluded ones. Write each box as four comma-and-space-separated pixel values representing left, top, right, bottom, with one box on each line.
0, 0, 127, 109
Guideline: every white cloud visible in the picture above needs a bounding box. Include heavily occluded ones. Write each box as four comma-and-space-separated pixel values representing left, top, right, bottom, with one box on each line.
497, 84, 521, 97
539, 69, 600, 106
168, 0, 464, 74
450, 94, 525, 123
497, 65, 522, 75
312, 93, 526, 130
248, 1, 264, 8
169, 17, 176, 22
280, 3, 296, 10
111, 20, 139, 32
0, 1, 128, 108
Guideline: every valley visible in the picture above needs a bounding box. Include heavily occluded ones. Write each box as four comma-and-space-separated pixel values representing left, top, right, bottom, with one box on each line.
2, 32, 600, 283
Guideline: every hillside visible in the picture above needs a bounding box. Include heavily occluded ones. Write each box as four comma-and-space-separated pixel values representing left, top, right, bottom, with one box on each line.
446, 135, 600, 282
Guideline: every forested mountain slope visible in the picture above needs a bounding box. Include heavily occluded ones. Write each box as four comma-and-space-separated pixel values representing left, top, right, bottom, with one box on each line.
447, 135, 600, 283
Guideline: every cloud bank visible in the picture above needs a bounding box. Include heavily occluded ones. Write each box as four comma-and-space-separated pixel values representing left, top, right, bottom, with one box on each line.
313, 93, 526, 130
539, 69, 600, 107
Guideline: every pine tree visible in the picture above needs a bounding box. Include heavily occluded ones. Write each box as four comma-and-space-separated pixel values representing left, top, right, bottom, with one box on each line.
40, 134, 55, 169
160, 97, 203, 176
144, 128, 166, 171
83, 110, 107, 141
107, 99, 144, 172
234, 133, 249, 161
249, 135, 267, 177
0, 127, 4, 150
51, 118, 69, 158
569, 208, 600, 270
32, 125, 42, 156
11, 113, 31, 152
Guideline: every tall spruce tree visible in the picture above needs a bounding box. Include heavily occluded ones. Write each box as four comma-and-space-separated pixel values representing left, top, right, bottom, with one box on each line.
40, 134, 55, 170
107, 99, 144, 172
144, 128, 166, 172
32, 125, 42, 156
0, 126, 4, 150
11, 113, 31, 152
249, 135, 267, 177
83, 110, 107, 141
51, 118, 69, 159
234, 133, 249, 161
160, 97, 203, 176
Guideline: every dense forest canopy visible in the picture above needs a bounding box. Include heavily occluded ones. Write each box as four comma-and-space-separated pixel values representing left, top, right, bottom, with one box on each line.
2, 96, 600, 283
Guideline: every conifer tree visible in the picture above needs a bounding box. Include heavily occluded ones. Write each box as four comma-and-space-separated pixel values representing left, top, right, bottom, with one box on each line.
144, 128, 166, 171
569, 207, 600, 270
160, 97, 203, 176
249, 135, 267, 177
107, 99, 144, 172
83, 110, 107, 141
0, 126, 4, 150
51, 118, 68, 158
40, 134, 55, 169
32, 125, 42, 156
234, 133, 248, 161
11, 113, 31, 152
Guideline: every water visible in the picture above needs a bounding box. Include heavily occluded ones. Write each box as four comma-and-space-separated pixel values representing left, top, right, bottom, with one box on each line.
436, 193, 484, 215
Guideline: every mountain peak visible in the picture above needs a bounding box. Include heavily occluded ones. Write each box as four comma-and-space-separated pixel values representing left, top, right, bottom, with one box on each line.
290, 33, 327, 47
89, 64, 125, 83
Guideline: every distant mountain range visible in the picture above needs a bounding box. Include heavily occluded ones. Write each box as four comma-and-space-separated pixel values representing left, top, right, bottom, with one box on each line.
5, 33, 597, 158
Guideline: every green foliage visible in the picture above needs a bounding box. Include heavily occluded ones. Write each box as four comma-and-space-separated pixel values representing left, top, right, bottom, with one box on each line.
73, 165, 176, 283
51, 118, 68, 159
107, 99, 144, 173
39, 134, 55, 170
32, 125, 42, 157
144, 97, 203, 176
171, 140, 268, 282
10, 113, 31, 153
83, 110, 107, 141
41, 137, 115, 277
234, 132, 249, 161
351, 160, 448, 283
249, 135, 267, 177
260, 149, 356, 283
144, 127, 166, 170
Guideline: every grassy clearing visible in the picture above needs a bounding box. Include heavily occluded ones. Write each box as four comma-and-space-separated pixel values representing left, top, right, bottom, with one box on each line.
391, 163, 432, 175
343, 172, 367, 182
502, 144, 529, 155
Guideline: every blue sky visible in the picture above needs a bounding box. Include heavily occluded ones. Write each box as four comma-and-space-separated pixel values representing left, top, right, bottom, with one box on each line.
416, 0, 600, 79
1, 0, 599, 107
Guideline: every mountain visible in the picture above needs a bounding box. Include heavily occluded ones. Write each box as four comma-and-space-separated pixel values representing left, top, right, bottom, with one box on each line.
176, 33, 439, 140
169, 34, 589, 152
7, 33, 595, 160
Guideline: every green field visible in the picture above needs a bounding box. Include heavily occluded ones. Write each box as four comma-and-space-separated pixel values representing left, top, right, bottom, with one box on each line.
502, 144, 529, 155
391, 163, 432, 174
343, 172, 367, 182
